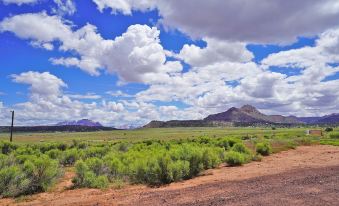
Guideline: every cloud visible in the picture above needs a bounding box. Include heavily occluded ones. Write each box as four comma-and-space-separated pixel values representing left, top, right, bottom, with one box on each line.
1, 0, 37, 5
0, 12, 72, 43
67, 93, 102, 100
11, 71, 67, 96
106, 90, 134, 98
8, 71, 127, 126
1, 0, 76, 16
52, 0, 76, 16
92, 0, 156, 15
92, 0, 339, 44
263, 28, 339, 68
135, 26, 339, 117
0, 12, 182, 82
178, 38, 253, 66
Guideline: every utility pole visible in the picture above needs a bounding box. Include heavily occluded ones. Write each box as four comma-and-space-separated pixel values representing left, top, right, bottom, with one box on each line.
10, 110, 14, 142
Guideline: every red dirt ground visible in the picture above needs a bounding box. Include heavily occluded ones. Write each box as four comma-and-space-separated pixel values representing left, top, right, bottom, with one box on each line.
1, 145, 339, 206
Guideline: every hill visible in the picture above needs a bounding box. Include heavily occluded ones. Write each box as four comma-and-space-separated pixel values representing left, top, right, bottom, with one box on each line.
297, 113, 339, 124
0, 125, 118, 133
56, 119, 103, 127
144, 105, 338, 128
204, 105, 301, 124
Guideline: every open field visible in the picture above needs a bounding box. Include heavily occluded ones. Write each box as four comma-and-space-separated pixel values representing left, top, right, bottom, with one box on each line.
0, 127, 335, 143
0, 127, 338, 205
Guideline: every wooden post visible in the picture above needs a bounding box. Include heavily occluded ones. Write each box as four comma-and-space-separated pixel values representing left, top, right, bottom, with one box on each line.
10, 110, 14, 142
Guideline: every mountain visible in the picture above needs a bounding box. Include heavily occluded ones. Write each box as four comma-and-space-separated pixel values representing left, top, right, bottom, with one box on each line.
297, 113, 339, 124
56, 119, 103, 127
204, 105, 301, 124
144, 105, 339, 128
144, 105, 301, 128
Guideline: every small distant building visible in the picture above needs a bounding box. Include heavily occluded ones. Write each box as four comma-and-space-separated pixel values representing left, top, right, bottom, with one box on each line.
305, 129, 323, 136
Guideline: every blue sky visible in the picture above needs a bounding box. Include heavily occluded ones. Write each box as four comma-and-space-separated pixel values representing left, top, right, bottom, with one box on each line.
0, 0, 339, 127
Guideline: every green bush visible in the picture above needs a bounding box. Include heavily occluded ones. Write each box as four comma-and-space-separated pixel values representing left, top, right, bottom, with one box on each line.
0, 141, 17, 155
83, 146, 109, 158
0, 155, 61, 197
157, 155, 174, 184
56, 143, 68, 151
231, 143, 251, 155
216, 137, 240, 150
61, 149, 80, 166
0, 166, 29, 197
225, 151, 245, 166
103, 155, 125, 180
201, 149, 221, 169
256, 142, 272, 156
46, 149, 62, 160
329, 132, 339, 139
72, 160, 109, 189
22, 155, 62, 193
85, 157, 105, 176
325, 127, 333, 132
188, 150, 204, 177
170, 160, 190, 181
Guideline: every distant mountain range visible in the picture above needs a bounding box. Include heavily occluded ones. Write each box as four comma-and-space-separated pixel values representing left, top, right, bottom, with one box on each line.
56, 119, 103, 127
204, 105, 301, 124
297, 114, 339, 124
144, 105, 339, 128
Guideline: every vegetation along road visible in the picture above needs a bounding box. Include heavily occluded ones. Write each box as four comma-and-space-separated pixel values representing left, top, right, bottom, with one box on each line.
0, 127, 338, 205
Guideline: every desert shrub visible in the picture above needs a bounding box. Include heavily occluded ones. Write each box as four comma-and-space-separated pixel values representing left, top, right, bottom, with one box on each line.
38, 143, 58, 153
103, 155, 125, 180
22, 155, 62, 193
72, 160, 109, 189
216, 137, 240, 150
329, 132, 339, 139
118, 142, 129, 152
0, 141, 17, 155
286, 140, 297, 149
241, 135, 251, 140
197, 136, 212, 144
201, 148, 221, 169
16, 146, 39, 155
325, 127, 333, 132
91, 175, 109, 188
231, 143, 251, 155
298, 137, 312, 145
256, 142, 272, 156
56, 143, 68, 151
46, 149, 62, 160
187, 149, 204, 177
72, 160, 88, 186
85, 157, 106, 176
0, 165, 29, 197
129, 158, 160, 185
252, 154, 263, 162
225, 151, 245, 166
171, 160, 190, 181
61, 149, 79, 166
157, 155, 174, 184
83, 146, 109, 158
0, 155, 61, 197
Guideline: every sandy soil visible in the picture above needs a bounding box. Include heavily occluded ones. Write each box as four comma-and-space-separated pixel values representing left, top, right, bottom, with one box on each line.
1, 145, 339, 206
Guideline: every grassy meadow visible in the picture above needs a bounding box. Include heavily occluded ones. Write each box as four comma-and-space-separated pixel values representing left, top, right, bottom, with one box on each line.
0, 126, 338, 198
0, 127, 321, 143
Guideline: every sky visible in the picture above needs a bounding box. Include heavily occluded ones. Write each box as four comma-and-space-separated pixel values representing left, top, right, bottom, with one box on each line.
0, 0, 339, 128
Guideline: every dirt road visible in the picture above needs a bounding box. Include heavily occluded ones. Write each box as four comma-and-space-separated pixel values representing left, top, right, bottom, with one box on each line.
1, 145, 339, 206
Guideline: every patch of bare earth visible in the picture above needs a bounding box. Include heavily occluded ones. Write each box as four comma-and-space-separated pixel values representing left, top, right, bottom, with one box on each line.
1, 145, 339, 206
